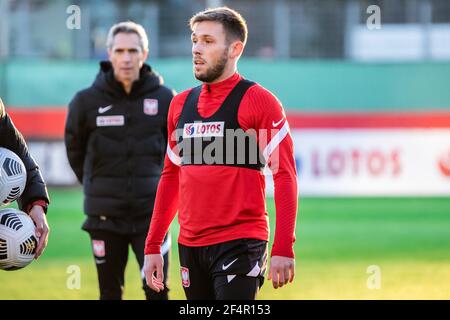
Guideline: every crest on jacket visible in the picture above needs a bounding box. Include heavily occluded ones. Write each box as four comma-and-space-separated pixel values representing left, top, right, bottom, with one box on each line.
144, 99, 158, 115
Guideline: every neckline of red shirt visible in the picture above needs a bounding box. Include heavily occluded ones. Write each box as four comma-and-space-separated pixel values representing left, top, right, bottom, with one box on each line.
201, 72, 243, 93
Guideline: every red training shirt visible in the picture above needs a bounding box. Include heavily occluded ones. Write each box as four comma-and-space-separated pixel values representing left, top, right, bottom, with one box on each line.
145, 72, 298, 258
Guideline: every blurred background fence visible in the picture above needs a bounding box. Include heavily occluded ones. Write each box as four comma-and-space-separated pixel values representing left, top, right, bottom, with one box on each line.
1, 0, 450, 60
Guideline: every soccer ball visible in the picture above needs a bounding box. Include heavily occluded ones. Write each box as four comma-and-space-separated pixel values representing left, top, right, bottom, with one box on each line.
0, 147, 27, 206
0, 208, 37, 270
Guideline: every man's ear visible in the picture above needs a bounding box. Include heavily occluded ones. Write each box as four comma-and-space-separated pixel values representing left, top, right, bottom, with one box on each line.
229, 41, 244, 59
143, 49, 149, 62
107, 49, 113, 61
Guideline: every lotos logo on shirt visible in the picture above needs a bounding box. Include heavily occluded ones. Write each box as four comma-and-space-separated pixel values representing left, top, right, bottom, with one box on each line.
183, 121, 224, 138
185, 124, 195, 136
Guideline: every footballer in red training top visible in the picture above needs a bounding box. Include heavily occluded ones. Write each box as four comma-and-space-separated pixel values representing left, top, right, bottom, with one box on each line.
144, 7, 298, 300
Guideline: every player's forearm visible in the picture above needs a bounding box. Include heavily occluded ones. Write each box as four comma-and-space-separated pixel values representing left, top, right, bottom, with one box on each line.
144, 208, 178, 254
144, 164, 179, 254
271, 141, 298, 258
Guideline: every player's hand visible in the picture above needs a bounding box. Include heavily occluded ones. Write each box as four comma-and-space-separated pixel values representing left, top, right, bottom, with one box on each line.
144, 254, 165, 292
267, 256, 295, 289
28, 205, 49, 260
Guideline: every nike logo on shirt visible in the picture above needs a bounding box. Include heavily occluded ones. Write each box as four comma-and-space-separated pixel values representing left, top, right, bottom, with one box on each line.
272, 118, 284, 127
98, 105, 113, 114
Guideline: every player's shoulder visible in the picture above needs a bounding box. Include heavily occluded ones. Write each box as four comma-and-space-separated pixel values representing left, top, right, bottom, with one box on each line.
167, 88, 196, 124
244, 81, 283, 109
171, 87, 195, 107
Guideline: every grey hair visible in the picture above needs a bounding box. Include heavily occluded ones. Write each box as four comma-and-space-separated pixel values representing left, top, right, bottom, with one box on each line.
106, 21, 149, 52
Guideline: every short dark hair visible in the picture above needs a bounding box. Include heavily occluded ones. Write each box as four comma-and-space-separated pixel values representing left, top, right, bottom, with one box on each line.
189, 7, 248, 45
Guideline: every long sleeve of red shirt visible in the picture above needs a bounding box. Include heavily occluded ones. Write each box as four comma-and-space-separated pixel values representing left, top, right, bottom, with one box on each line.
145, 73, 298, 258
144, 96, 181, 254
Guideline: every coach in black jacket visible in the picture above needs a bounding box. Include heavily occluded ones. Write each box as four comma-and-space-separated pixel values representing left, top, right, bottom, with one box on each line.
65, 22, 174, 300
0, 98, 50, 259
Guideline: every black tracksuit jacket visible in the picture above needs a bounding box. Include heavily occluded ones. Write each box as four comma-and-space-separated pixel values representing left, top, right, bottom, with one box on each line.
0, 98, 50, 211
65, 62, 174, 234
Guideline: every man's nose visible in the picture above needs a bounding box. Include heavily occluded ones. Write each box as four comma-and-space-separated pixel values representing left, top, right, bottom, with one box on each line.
192, 43, 202, 56
123, 51, 132, 62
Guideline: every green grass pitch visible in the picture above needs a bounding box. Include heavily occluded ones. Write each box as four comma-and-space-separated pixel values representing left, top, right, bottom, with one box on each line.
1, 188, 449, 299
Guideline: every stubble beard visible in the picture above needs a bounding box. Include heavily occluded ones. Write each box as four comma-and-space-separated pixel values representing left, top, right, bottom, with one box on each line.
194, 49, 229, 83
